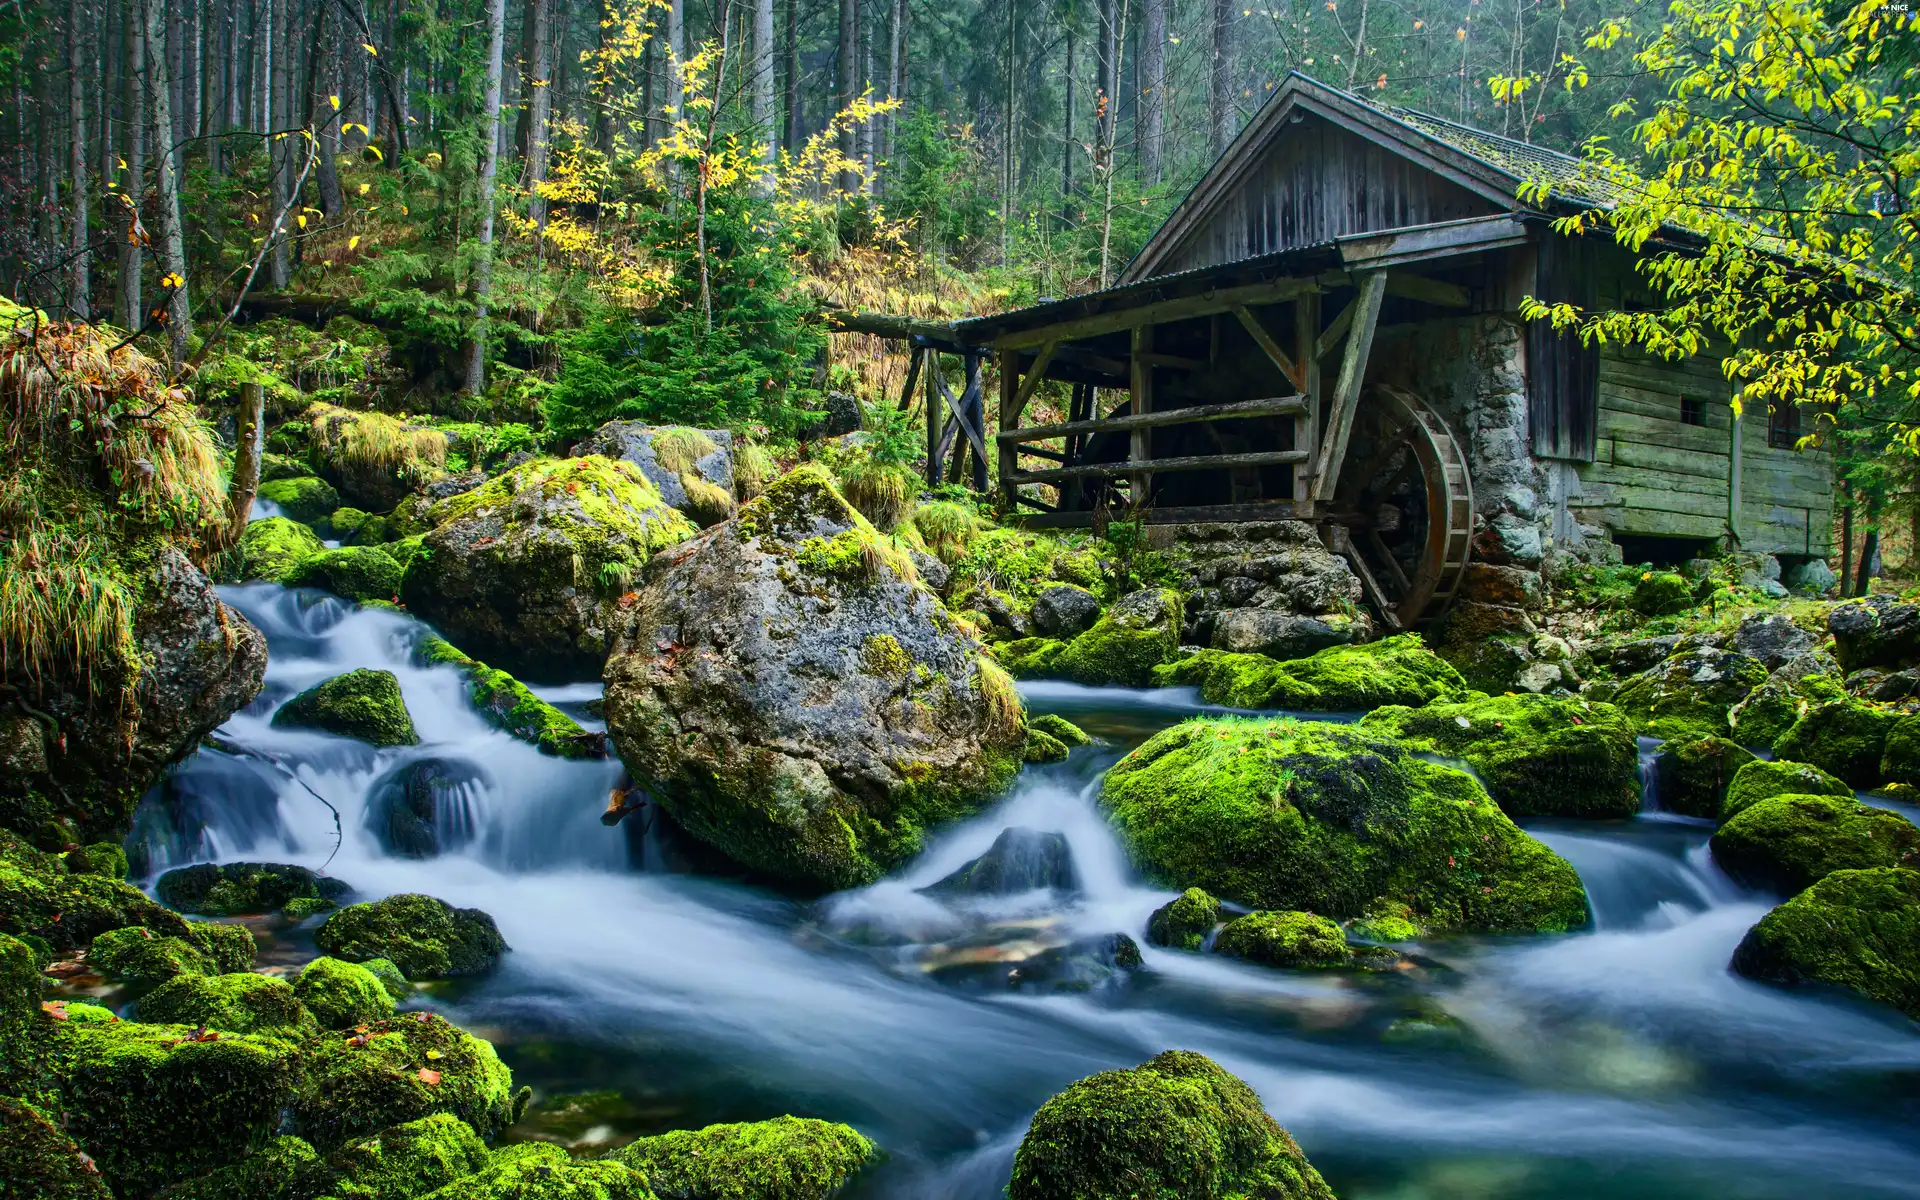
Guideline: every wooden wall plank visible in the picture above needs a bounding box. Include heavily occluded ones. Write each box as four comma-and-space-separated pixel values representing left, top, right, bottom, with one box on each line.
1599, 411, 1731, 456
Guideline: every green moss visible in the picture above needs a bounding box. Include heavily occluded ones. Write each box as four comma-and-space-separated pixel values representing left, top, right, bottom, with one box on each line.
1347, 908, 1421, 942
185, 921, 259, 975
1024, 728, 1070, 763
0, 828, 192, 950
260, 451, 309, 481
257, 476, 342, 525
426, 455, 696, 564
993, 637, 1068, 679
859, 633, 914, 680
153, 1135, 319, 1200
1612, 651, 1770, 741
1723, 758, 1853, 821
1656, 736, 1758, 819
1158, 635, 1472, 711
290, 1012, 521, 1151
1631, 571, 1695, 616
1731, 866, 1920, 1018
0, 1096, 114, 1200
835, 457, 918, 531
1098, 718, 1590, 933
1879, 714, 1920, 786
53, 1017, 308, 1195
1362, 694, 1642, 819
157, 861, 352, 916
65, 841, 128, 879
282, 896, 337, 921
1709, 792, 1920, 893
330, 506, 374, 538
272, 669, 420, 747
1213, 910, 1354, 968
1028, 713, 1090, 746
1773, 699, 1904, 786
1008, 1050, 1335, 1200
235, 516, 325, 582
304, 1112, 491, 1200
948, 526, 1102, 610
137, 971, 312, 1035
416, 637, 597, 758
417, 1143, 652, 1200
359, 957, 412, 1002
314, 894, 507, 980
0, 932, 53, 1103
608, 1115, 876, 1200
1054, 589, 1183, 687
295, 956, 397, 1029
908, 500, 981, 562
285, 546, 405, 603
1146, 887, 1222, 950
89, 926, 213, 984
1729, 667, 1846, 748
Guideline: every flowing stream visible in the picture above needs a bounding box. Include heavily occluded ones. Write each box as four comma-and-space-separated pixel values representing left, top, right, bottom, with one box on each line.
128, 583, 1920, 1199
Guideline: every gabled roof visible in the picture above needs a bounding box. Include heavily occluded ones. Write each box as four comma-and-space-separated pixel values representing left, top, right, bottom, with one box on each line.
1118, 72, 1609, 285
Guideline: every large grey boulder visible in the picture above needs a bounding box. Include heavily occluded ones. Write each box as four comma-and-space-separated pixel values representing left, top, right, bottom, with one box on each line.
1733, 612, 1818, 670
603, 466, 1027, 891
1033, 585, 1102, 638
573, 421, 737, 526
1829, 594, 1920, 673
1210, 611, 1354, 660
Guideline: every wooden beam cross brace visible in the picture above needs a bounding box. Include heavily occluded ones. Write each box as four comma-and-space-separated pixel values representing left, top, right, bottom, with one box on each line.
1232, 305, 1304, 390
1311, 269, 1389, 504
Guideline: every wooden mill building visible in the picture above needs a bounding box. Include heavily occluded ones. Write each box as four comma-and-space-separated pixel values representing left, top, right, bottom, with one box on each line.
876, 73, 1833, 629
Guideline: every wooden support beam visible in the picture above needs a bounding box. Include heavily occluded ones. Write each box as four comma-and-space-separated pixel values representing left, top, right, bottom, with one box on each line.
1336, 214, 1528, 270
965, 355, 989, 493
1050, 344, 1128, 378
938, 359, 991, 473
1131, 326, 1154, 506
1316, 297, 1355, 359
897, 345, 925, 413
1232, 305, 1303, 390
1136, 352, 1208, 371
1018, 500, 1305, 529
998, 349, 1019, 510
1385, 273, 1471, 309
925, 349, 942, 485
997, 394, 1307, 442
1311, 269, 1389, 504
993, 276, 1318, 350
1008, 340, 1059, 428
1294, 292, 1321, 505
1010, 449, 1310, 485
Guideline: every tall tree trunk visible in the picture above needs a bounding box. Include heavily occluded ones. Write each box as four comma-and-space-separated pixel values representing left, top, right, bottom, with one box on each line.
146, 0, 192, 363
519, 0, 553, 228
836, 0, 855, 189
665, 0, 684, 127
1139, 0, 1162, 184
856, 0, 873, 181
1001, 0, 1014, 258
118, 0, 144, 329
1095, 0, 1114, 153
781, 0, 798, 151
1840, 485, 1855, 597
69, 0, 91, 320
1209, 0, 1232, 155
1061, 24, 1075, 209
464, 0, 507, 395
751, 0, 774, 165
313, 3, 343, 216
167, 0, 185, 165
1857, 493, 1882, 596
880, 0, 903, 189
269, 0, 291, 288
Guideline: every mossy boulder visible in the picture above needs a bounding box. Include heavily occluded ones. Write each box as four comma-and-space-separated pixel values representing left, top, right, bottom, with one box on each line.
234, 516, 325, 582
1156, 634, 1470, 711
155, 861, 352, 916
305, 403, 450, 512
1053, 588, 1183, 687
153, 1134, 318, 1200
1723, 758, 1852, 821
1146, 887, 1222, 950
1008, 1050, 1335, 1200
294, 956, 397, 1029
992, 637, 1068, 679
1728, 655, 1846, 748
418, 1142, 651, 1199
1099, 718, 1590, 933
1630, 571, 1694, 616
1773, 699, 1903, 786
53, 1017, 308, 1195
1362, 694, 1641, 819
1654, 736, 1758, 819
1213, 910, 1357, 968
603, 466, 1026, 892
416, 636, 597, 758
362, 758, 488, 859
1709, 793, 1919, 893
272, 669, 419, 747
400, 455, 698, 677
314, 894, 507, 979
257, 475, 342, 525
1028, 713, 1091, 747
260, 451, 310, 481
289, 1012, 522, 1150
1827, 594, 1920, 673
607, 1115, 876, 1200
137, 972, 314, 1035
0, 829, 190, 950
1878, 713, 1920, 786
66, 841, 128, 879
573, 421, 739, 528
1730, 866, 1920, 1018
0, 1096, 114, 1200
1024, 727, 1070, 763
284, 545, 405, 603
302, 1112, 491, 1200
88, 926, 215, 985
1612, 648, 1769, 740
186, 922, 259, 974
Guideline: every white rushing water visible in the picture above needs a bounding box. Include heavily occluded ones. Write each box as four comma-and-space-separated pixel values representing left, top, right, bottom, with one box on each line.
130, 585, 1920, 1199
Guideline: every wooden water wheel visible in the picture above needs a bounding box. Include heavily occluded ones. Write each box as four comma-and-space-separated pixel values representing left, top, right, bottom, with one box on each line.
1328, 384, 1474, 631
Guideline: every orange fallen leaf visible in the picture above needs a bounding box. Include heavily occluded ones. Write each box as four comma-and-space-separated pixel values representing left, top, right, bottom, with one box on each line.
418, 1068, 442, 1085
41, 1001, 69, 1020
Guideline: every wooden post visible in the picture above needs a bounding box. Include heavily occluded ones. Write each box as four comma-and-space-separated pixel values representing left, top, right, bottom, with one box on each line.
1311, 270, 1388, 504
998, 349, 1019, 510
1130, 324, 1154, 509
925, 347, 942, 486
1293, 291, 1320, 510
967, 354, 989, 492
897, 343, 924, 413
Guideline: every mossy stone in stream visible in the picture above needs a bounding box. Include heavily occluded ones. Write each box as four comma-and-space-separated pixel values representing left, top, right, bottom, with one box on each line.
186, 921, 260, 974
65, 841, 128, 880
314, 894, 507, 979
1156, 635, 1471, 711
290, 1012, 523, 1150
417, 1142, 652, 1199
1730, 866, 1920, 1019
0, 828, 192, 950
294, 956, 396, 1029
1145, 887, 1222, 950
1099, 718, 1590, 934
156, 861, 352, 916
1009, 1049, 1335, 1200
257, 476, 341, 525
415, 636, 597, 758
1052, 589, 1184, 687
1879, 713, 1920, 786
1213, 910, 1356, 968
152, 1135, 319, 1200
234, 517, 325, 583
1772, 699, 1903, 787
1609, 648, 1769, 741
1361, 693, 1641, 820
88, 926, 215, 985
137, 972, 314, 1035
1655, 736, 1758, 819
607, 1114, 877, 1200
1709, 793, 1920, 894
1029, 714, 1090, 746
301, 1112, 491, 1200
1722, 759, 1851, 821
1023, 727, 1070, 763
272, 669, 420, 747
0, 1096, 113, 1200
993, 637, 1069, 679
283, 546, 405, 603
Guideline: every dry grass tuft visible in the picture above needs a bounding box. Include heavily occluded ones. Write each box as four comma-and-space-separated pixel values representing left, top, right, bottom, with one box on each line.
306, 402, 448, 483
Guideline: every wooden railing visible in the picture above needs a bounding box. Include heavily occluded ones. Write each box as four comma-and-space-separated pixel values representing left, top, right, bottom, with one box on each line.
998, 393, 1310, 489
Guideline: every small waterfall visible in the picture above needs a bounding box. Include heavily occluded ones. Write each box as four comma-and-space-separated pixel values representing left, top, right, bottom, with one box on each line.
1637, 736, 1664, 813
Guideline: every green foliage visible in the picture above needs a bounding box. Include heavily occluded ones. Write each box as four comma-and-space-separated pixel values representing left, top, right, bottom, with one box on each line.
885, 109, 1001, 259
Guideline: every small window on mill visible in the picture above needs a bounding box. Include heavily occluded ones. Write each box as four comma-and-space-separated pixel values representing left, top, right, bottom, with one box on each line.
1680, 396, 1707, 427
1769, 401, 1801, 450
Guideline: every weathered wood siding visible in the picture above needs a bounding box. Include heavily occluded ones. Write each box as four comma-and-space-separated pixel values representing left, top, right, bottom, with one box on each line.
1160, 114, 1496, 274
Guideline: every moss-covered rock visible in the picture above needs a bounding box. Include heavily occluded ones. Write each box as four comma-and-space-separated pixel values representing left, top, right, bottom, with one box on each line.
1213, 910, 1355, 968
314, 894, 507, 979
1709, 792, 1919, 893
0, 1096, 114, 1200
1878, 713, 1920, 786
234, 516, 325, 583
1654, 736, 1758, 819
272, 669, 419, 747
1099, 718, 1589, 933
1146, 887, 1222, 950
284, 546, 405, 603
607, 1115, 876, 1200
1730, 866, 1920, 1018
1612, 648, 1769, 740
65, 841, 128, 879
1723, 758, 1853, 821
947, 527, 1104, 614
1630, 571, 1694, 616
1157, 635, 1471, 711
153, 1134, 319, 1200
186, 921, 259, 975
1773, 699, 1903, 787
305, 402, 450, 512
53, 1017, 308, 1195
0, 828, 190, 950
1728, 655, 1846, 748
573, 421, 740, 528
992, 637, 1068, 679
1052, 588, 1183, 687
155, 861, 352, 916
418, 1142, 652, 1199
1361, 694, 1641, 820
359, 957, 411, 1002
1023, 727, 1070, 763
88, 926, 214, 984
1008, 1050, 1335, 1200
1028, 713, 1090, 747
401, 456, 698, 677
260, 451, 310, 482
290, 1012, 522, 1150
416, 637, 597, 758
294, 956, 398, 1029
137, 972, 314, 1035
302, 1112, 491, 1200
257, 475, 342, 525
